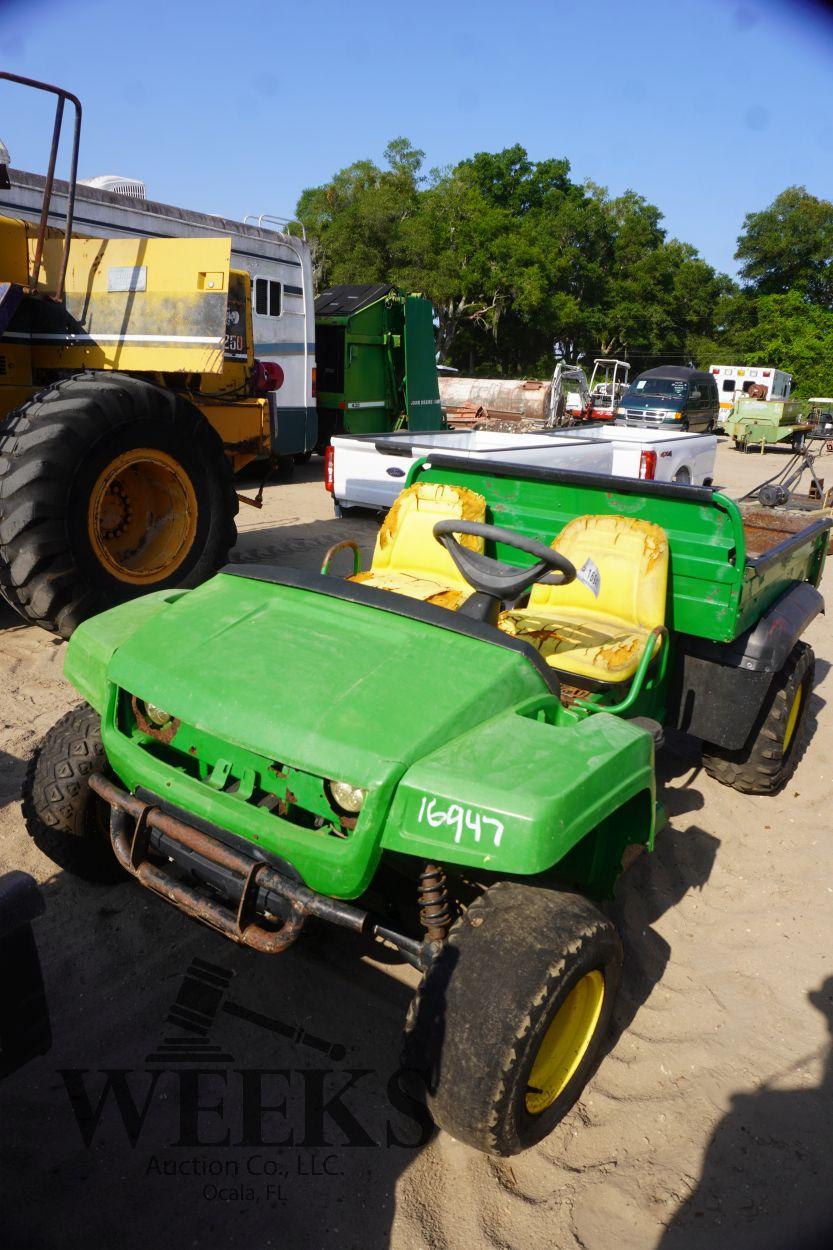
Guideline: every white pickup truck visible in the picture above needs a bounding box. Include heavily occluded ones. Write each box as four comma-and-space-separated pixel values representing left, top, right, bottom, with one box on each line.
326, 426, 716, 514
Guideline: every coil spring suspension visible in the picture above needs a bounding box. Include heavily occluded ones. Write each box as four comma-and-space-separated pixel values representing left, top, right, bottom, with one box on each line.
418, 863, 451, 942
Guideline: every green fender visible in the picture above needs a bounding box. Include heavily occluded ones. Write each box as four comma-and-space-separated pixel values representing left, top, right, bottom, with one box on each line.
382, 699, 656, 897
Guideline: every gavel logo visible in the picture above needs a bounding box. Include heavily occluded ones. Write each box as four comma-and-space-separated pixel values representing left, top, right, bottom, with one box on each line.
145, 957, 347, 1065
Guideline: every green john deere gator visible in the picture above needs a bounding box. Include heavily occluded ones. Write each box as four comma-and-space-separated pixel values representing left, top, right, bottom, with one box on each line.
23, 455, 829, 1154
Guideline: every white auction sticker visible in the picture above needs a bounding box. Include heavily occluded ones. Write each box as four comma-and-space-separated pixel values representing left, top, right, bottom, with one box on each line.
576, 557, 601, 597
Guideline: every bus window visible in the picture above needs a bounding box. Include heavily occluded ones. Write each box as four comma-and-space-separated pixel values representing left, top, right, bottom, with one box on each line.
254, 278, 282, 318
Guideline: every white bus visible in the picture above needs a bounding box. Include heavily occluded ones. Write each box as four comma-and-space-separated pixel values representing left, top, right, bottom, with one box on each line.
708, 364, 792, 424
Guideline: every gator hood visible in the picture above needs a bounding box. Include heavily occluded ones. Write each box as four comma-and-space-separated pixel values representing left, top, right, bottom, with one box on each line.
69, 569, 549, 788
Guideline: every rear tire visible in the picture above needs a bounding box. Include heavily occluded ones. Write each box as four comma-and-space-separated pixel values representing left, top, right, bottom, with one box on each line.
0, 373, 238, 636
403, 882, 622, 1155
22, 704, 120, 882
702, 642, 815, 794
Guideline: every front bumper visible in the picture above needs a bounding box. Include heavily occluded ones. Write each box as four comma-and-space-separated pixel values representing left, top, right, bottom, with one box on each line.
619, 410, 683, 428
89, 774, 423, 965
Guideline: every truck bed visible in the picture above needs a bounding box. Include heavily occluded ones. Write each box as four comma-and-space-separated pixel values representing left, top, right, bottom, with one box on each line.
739, 505, 830, 557
331, 430, 613, 512
330, 426, 715, 513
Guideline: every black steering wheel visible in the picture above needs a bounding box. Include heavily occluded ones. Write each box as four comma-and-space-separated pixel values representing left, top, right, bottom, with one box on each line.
433, 520, 576, 610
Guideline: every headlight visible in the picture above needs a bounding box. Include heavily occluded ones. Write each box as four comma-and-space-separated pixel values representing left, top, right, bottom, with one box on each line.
131, 695, 176, 735
327, 780, 367, 814
144, 703, 172, 727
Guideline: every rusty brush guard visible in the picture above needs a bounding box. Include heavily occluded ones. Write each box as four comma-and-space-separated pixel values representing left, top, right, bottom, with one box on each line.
89, 774, 363, 953
88, 774, 426, 965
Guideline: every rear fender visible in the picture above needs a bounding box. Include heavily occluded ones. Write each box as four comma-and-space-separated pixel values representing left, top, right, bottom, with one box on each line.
382, 702, 655, 891
669, 582, 824, 749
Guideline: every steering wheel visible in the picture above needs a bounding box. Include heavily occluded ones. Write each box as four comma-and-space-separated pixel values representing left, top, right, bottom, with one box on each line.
433, 520, 576, 604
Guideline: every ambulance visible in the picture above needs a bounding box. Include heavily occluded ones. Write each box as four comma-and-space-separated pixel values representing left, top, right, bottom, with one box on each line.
709, 365, 792, 424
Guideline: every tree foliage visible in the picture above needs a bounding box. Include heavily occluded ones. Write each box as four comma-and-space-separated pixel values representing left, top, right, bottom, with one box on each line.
296, 143, 833, 393
735, 186, 833, 308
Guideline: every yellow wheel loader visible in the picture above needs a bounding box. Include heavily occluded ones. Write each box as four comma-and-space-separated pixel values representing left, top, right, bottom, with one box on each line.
0, 72, 316, 636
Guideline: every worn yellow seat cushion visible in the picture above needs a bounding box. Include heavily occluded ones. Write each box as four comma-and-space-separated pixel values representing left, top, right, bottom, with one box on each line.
350, 482, 486, 609
500, 514, 669, 684
500, 609, 661, 683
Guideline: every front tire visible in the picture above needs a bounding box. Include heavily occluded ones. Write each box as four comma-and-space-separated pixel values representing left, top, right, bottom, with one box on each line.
702, 642, 815, 794
22, 704, 120, 881
0, 373, 238, 636
403, 883, 622, 1155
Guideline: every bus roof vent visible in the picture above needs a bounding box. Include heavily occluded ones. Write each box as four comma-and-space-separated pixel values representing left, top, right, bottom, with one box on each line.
80, 174, 147, 199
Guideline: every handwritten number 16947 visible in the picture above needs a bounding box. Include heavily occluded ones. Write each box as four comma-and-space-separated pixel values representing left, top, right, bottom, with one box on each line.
416, 796, 505, 848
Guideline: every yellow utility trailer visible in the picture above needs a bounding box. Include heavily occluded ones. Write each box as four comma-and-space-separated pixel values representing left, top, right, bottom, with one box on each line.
0, 72, 315, 636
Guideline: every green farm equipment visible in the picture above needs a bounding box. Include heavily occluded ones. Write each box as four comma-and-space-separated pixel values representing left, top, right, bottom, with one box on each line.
314, 284, 443, 446
23, 458, 828, 1154
726, 396, 811, 452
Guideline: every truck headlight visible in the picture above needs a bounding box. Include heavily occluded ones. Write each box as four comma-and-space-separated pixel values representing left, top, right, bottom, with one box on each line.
327, 780, 367, 814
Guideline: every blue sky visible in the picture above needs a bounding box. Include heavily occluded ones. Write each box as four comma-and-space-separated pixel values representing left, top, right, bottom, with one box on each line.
2, 0, 833, 277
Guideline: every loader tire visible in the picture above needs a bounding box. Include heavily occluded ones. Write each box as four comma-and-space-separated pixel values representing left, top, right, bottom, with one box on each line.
403, 882, 622, 1155
702, 642, 815, 794
22, 704, 120, 882
0, 373, 238, 636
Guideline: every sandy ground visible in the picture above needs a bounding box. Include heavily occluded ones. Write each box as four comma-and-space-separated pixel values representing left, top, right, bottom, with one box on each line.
0, 441, 832, 1250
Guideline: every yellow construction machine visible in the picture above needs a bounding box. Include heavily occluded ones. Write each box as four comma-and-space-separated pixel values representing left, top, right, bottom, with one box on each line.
0, 72, 315, 636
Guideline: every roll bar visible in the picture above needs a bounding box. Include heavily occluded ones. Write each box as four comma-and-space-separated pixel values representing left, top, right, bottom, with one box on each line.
0, 71, 82, 300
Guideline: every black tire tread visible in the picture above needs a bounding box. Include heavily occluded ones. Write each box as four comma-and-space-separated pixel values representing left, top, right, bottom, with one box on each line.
702, 642, 815, 794
404, 881, 622, 1155
21, 704, 121, 881
0, 372, 238, 635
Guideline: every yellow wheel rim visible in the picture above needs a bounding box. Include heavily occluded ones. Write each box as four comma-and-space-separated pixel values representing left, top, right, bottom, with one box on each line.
87, 448, 198, 585
525, 970, 605, 1115
783, 685, 804, 754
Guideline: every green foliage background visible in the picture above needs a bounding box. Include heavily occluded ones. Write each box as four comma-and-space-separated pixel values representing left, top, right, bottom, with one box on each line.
296, 143, 833, 397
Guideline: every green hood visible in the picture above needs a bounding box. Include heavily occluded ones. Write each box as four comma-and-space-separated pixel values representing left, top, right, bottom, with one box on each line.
64, 570, 656, 901
92, 570, 548, 787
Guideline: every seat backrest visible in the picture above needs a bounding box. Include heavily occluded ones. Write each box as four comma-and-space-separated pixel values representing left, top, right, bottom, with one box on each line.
370, 482, 486, 588
529, 514, 668, 629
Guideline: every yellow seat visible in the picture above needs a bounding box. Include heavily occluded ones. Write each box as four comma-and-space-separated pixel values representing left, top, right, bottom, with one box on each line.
351, 482, 486, 610
500, 514, 668, 684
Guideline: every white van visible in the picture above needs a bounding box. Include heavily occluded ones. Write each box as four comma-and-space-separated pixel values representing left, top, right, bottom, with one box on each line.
709, 365, 791, 424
